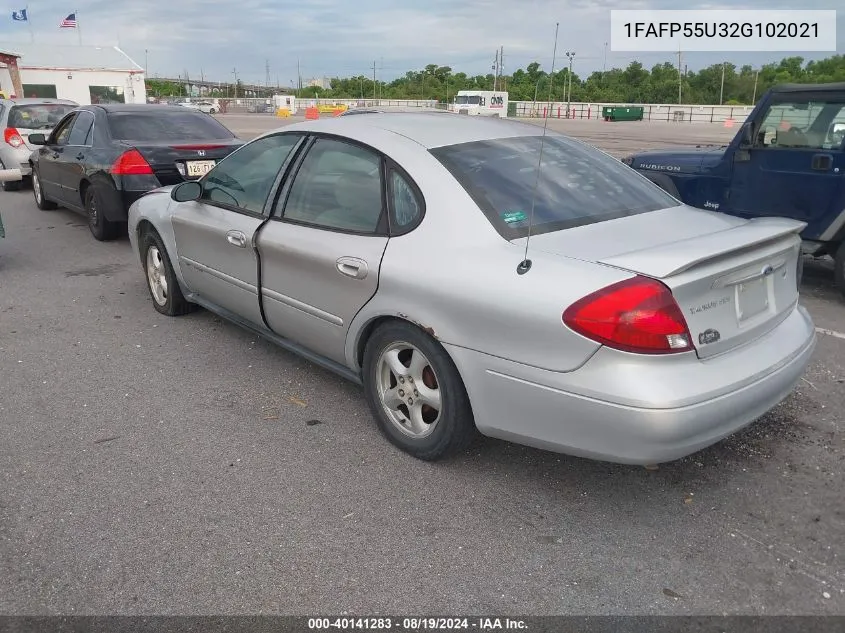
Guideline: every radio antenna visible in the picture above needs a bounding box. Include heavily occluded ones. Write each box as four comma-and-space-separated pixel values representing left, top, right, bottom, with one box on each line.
517, 21, 559, 275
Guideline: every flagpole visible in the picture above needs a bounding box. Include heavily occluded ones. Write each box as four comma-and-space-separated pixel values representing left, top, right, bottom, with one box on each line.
76, 9, 82, 45
27, 5, 34, 43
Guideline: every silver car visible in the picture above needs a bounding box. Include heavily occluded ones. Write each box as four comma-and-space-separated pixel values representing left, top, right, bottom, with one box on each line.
127, 113, 817, 464
0, 98, 78, 190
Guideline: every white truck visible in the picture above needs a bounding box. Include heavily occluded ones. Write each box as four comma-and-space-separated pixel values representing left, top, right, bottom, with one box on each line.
449, 91, 508, 117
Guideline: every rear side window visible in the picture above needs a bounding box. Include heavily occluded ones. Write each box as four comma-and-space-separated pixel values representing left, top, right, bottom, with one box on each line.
7, 104, 77, 130
430, 135, 679, 238
107, 111, 236, 141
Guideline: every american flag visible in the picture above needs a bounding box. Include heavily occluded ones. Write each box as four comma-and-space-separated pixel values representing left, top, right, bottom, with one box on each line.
60, 12, 77, 28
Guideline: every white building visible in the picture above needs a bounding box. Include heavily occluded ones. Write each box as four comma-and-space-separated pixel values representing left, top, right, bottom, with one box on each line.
0, 44, 146, 105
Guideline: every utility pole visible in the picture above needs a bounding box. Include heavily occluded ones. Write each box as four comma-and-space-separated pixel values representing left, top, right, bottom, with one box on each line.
232, 68, 238, 98
565, 51, 575, 116
297, 58, 302, 94
265, 59, 271, 92
492, 49, 499, 91
752, 69, 759, 104
372, 60, 377, 100
603, 42, 608, 74
144, 49, 148, 77
499, 45, 504, 90
719, 62, 726, 105
677, 47, 682, 104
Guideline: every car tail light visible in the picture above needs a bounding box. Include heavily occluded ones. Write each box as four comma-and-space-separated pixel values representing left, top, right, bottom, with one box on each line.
562, 276, 693, 354
4, 127, 24, 148
111, 149, 153, 175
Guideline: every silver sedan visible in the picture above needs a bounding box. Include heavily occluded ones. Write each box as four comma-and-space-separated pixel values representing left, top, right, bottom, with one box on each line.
127, 113, 817, 464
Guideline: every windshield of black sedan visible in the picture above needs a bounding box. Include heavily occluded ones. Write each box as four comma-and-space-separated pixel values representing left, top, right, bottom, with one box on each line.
106, 111, 236, 141
430, 135, 680, 237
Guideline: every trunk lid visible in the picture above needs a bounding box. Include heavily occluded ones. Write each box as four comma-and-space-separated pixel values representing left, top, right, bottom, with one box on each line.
517, 206, 806, 359
15, 126, 56, 151
126, 139, 243, 185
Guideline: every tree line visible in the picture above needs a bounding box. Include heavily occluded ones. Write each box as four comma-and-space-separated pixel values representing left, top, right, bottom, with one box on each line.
146, 55, 845, 105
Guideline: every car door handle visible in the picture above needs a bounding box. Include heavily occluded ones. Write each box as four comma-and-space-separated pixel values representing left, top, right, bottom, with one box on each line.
811, 153, 833, 171
336, 256, 368, 279
226, 230, 247, 248
75, 152, 85, 160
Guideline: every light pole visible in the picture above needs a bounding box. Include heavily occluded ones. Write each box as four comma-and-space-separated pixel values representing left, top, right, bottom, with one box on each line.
719, 62, 726, 105
565, 51, 575, 117
144, 49, 148, 77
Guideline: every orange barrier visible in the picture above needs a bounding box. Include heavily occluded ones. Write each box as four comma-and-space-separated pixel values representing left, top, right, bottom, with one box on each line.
332, 109, 344, 117
305, 107, 320, 120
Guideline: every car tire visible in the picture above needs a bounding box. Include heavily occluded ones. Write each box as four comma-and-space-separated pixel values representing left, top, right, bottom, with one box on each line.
209, 108, 217, 114
141, 229, 196, 316
0, 160, 21, 191
362, 320, 477, 461
31, 166, 57, 210
85, 185, 119, 241
834, 241, 845, 300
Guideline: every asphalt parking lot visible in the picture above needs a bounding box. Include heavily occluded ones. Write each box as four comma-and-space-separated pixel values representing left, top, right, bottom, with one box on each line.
1, 115, 843, 616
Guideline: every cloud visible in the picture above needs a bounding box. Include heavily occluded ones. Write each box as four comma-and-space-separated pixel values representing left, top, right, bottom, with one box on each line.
0, 0, 841, 85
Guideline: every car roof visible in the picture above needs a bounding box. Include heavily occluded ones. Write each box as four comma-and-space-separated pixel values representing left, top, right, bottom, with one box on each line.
0, 98, 78, 106
771, 82, 845, 93
86, 103, 209, 114
282, 112, 547, 149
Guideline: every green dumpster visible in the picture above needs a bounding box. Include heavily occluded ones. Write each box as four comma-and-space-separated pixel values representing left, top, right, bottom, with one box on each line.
602, 106, 644, 121
507, 102, 517, 117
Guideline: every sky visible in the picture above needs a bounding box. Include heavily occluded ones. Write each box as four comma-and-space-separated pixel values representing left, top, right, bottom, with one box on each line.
0, 0, 842, 86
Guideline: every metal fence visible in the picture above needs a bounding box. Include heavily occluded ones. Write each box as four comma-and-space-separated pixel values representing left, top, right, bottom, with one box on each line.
513, 101, 754, 124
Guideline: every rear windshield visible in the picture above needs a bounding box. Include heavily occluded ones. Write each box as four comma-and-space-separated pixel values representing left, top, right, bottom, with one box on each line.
8, 104, 77, 130
430, 135, 680, 238
106, 111, 236, 141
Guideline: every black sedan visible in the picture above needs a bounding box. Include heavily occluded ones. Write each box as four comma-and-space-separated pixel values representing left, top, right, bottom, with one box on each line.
28, 104, 244, 241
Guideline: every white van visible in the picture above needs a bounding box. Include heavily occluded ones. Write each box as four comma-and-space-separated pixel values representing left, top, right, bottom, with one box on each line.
449, 91, 508, 117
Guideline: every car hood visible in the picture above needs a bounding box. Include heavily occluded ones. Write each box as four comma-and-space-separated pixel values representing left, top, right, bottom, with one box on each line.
630, 146, 726, 174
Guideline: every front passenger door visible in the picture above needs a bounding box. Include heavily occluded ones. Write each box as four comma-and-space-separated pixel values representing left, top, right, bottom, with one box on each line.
170, 132, 305, 325
36, 112, 77, 203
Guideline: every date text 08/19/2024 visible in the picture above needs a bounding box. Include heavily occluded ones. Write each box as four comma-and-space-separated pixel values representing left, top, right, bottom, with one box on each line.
307, 617, 528, 630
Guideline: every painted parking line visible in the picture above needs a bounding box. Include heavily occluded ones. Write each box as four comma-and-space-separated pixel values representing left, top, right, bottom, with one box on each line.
816, 327, 845, 340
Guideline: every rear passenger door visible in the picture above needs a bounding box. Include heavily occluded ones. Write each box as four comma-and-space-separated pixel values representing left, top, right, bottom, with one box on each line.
257, 136, 421, 364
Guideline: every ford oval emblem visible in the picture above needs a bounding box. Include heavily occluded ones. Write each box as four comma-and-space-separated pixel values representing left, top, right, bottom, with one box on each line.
698, 329, 721, 345
762, 264, 774, 276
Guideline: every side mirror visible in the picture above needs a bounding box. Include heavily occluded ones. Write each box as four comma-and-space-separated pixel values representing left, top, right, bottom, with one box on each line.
829, 122, 845, 145
171, 180, 202, 202
28, 133, 46, 145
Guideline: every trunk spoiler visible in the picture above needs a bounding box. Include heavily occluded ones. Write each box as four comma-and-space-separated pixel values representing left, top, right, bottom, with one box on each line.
597, 217, 806, 279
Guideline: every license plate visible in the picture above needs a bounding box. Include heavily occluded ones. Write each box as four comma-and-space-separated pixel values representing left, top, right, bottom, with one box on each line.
186, 160, 216, 177
736, 277, 769, 322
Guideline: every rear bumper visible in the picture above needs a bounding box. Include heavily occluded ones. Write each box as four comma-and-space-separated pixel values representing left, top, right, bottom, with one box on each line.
445, 304, 816, 465
100, 175, 163, 222
0, 146, 33, 177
